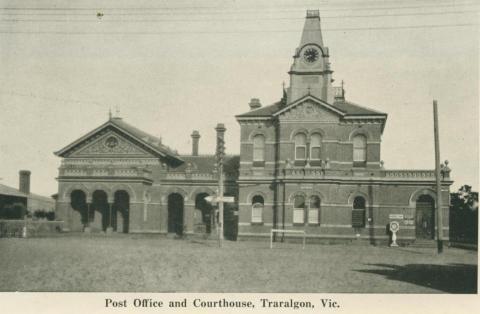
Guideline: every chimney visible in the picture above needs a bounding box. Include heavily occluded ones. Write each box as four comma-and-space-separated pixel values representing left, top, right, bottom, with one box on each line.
191, 130, 200, 156
249, 98, 262, 110
334, 81, 346, 101
215, 123, 227, 157
19, 170, 31, 194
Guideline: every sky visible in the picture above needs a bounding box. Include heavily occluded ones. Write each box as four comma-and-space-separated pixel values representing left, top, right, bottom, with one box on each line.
0, 0, 478, 196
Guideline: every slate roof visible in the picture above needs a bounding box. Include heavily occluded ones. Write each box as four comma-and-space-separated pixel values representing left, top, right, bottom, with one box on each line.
0, 183, 55, 204
0, 184, 26, 198
236, 95, 386, 118
333, 99, 386, 116
175, 155, 240, 174
235, 101, 284, 118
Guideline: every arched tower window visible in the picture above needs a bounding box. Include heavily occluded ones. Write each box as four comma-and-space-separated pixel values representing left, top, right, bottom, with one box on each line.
308, 195, 321, 225
352, 196, 366, 228
310, 133, 322, 160
251, 195, 264, 223
353, 135, 367, 166
293, 194, 306, 224
253, 134, 265, 162
294, 133, 307, 160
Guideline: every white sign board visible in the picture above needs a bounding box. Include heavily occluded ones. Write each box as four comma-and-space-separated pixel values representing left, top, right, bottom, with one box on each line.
204, 196, 235, 203
389, 214, 404, 220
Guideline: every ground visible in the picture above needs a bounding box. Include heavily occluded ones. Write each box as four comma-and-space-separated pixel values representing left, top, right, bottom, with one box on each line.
0, 234, 477, 293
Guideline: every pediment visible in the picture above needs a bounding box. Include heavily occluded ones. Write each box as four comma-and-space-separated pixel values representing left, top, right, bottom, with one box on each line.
66, 129, 154, 158
277, 99, 341, 122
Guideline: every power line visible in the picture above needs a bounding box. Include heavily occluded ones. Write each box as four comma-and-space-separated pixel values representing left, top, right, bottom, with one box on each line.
0, 1, 477, 14
0, 22, 476, 35
0, 9, 476, 23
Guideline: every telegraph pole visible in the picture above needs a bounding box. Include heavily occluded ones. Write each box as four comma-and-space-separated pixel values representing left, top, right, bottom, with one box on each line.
433, 100, 444, 254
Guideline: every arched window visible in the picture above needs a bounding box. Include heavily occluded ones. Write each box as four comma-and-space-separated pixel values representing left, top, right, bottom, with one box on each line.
293, 194, 306, 224
310, 133, 322, 160
294, 133, 307, 160
352, 196, 366, 228
353, 135, 367, 166
253, 134, 265, 162
251, 195, 264, 223
308, 195, 321, 225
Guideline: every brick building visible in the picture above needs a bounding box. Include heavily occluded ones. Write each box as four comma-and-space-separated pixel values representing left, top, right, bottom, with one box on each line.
54, 10, 452, 244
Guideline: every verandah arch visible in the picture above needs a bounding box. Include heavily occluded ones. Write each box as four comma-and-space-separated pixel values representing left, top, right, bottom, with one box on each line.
113, 190, 130, 233
194, 192, 213, 234
168, 193, 184, 235
70, 190, 88, 228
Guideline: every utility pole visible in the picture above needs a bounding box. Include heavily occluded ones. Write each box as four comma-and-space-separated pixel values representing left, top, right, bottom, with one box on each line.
433, 100, 444, 254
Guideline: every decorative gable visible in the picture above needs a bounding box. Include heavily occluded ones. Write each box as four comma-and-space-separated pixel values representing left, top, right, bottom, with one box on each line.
278, 100, 340, 122
69, 131, 152, 158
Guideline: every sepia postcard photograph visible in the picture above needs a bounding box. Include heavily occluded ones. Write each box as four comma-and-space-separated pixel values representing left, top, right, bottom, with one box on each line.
0, 0, 478, 313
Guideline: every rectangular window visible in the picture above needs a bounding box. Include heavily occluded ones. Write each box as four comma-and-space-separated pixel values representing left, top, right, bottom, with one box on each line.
293, 209, 304, 224
311, 147, 321, 160
251, 205, 263, 223
353, 148, 366, 162
253, 147, 264, 161
295, 147, 306, 160
352, 209, 366, 228
308, 209, 319, 224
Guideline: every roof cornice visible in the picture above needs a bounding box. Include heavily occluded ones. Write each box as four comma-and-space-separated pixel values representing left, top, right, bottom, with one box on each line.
273, 94, 346, 117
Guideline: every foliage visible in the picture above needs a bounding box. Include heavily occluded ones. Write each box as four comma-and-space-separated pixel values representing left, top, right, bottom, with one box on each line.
0, 202, 27, 219
33, 210, 55, 221
450, 185, 478, 244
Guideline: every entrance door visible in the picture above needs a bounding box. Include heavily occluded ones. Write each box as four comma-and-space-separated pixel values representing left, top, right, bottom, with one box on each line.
415, 195, 435, 239
168, 193, 184, 235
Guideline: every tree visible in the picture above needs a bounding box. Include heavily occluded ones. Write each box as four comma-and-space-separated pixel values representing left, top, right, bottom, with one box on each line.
450, 185, 478, 244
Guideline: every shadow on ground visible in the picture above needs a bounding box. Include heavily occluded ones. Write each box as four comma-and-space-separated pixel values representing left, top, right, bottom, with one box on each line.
355, 263, 477, 293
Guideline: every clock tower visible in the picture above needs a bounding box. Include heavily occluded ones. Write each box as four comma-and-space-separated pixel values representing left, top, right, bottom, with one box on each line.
286, 10, 334, 104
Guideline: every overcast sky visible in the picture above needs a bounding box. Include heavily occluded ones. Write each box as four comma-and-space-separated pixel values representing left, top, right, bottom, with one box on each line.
0, 0, 478, 196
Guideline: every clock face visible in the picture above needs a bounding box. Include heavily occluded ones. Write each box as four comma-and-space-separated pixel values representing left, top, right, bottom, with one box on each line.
303, 47, 319, 63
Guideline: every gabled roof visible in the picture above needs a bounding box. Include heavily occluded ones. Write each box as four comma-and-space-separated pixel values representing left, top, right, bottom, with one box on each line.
0, 183, 55, 204
236, 94, 387, 119
0, 184, 26, 198
54, 117, 183, 163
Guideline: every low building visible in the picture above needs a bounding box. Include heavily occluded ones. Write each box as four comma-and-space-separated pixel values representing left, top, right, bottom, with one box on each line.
0, 170, 56, 217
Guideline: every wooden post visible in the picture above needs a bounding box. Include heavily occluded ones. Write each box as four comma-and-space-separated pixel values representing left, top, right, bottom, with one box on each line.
433, 100, 444, 253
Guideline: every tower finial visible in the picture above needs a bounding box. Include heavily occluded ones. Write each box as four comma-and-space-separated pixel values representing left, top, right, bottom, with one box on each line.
108, 108, 112, 120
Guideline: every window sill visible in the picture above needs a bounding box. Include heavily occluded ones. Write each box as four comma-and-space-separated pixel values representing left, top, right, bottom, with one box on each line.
292, 223, 306, 226
252, 161, 265, 167
294, 160, 307, 167
250, 222, 264, 226
353, 161, 367, 168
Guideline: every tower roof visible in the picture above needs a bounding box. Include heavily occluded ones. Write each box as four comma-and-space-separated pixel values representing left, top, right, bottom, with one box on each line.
298, 10, 324, 50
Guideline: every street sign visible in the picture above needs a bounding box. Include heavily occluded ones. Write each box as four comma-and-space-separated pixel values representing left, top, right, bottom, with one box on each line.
389, 214, 404, 220
204, 196, 216, 203
204, 196, 235, 203
220, 196, 235, 203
